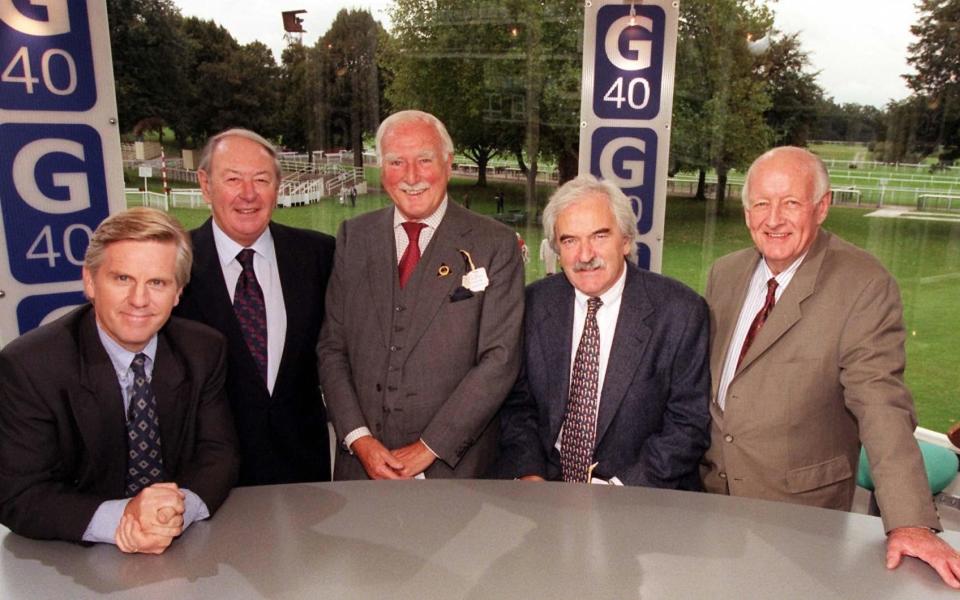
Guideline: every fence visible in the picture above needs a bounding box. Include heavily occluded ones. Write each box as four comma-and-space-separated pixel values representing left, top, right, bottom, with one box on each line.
170, 189, 207, 209
125, 188, 168, 210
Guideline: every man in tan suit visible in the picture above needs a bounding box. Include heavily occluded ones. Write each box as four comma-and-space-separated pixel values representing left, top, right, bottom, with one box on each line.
703, 146, 960, 586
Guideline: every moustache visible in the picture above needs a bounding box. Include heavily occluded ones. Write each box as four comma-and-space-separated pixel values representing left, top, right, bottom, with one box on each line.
573, 257, 605, 272
398, 183, 431, 194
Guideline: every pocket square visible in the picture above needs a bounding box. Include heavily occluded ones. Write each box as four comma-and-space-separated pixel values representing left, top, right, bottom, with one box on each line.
450, 286, 474, 302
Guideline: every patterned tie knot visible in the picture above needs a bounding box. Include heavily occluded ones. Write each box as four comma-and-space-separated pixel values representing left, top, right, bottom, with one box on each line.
587, 296, 603, 316
237, 248, 256, 270
131, 353, 148, 379
401, 221, 426, 245
765, 277, 778, 297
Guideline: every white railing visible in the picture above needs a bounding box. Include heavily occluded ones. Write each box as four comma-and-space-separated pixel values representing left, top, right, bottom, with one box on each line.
278, 178, 324, 207
170, 189, 207, 209
125, 188, 168, 210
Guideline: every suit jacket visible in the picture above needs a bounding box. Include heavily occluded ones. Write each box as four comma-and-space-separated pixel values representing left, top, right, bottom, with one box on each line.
175, 219, 335, 486
494, 263, 711, 488
702, 230, 941, 531
317, 202, 524, 479
0, 305, 239, 542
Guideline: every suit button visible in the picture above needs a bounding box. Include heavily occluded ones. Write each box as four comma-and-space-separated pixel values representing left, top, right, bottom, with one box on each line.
390, 345, 401, 352
724, 434, 734, 443
394, 305, 404, 312
719, 472, 727, 480
376, 383, 382, 392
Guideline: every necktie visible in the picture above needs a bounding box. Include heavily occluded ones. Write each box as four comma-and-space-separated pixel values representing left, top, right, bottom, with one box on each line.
737, 277, 779, 369
234, 248, 268, 382
561, 296, 603, 483
126, 353, 164, 497
398, 222, 426, 288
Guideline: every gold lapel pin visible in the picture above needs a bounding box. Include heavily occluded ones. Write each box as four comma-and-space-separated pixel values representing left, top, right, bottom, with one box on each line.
438, 264, 451, 277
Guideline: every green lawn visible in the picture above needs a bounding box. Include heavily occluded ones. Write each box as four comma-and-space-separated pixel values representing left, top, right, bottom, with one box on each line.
135, 175, 960, 434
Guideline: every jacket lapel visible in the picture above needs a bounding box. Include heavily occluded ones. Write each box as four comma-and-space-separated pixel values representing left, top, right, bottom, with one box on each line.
401, 203, 472, 353
151, 328, 187, 472
539, 277, 575, 446
272, 223, 303, 393
595, 265, 652, 446
736, 230, 829, 373
75, 309, 128, 491
367, 207, 400, 347
711, 253, 758, 396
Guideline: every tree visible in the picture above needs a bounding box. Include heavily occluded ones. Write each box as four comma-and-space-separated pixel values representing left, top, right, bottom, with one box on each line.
315, 9, 386, 165
672, 0, 773, 211
107, 0, 189, 137
758, 33, 824, 147
176, 16, 240, 146
905, 0, 960, 163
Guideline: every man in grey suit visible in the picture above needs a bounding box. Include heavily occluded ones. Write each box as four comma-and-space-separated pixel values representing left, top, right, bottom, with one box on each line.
495, 175, 710, 486
704, 146, 960, 587
317, 110, 524, 480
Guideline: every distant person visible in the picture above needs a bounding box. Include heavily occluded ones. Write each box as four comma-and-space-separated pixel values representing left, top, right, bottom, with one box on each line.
703, 146, 960, 587
496, 190, 505, 213
539, 237, 558, 275
317, 110, 524, 480
175, 128, 336, 486
495, 175, 710, 487
350, 186, 357, 207
516, 232, 530, 264
0, 208, 239, 553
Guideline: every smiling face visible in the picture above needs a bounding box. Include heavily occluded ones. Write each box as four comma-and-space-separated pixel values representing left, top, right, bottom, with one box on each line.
555, 193, 631, 297
83, 239, 182, 352
199, 135, 277, 247
744, 151, 830, 275
380, 119, 452, 221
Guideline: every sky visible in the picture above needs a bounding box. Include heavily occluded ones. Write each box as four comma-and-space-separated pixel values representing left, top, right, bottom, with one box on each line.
170, 0, 919, 108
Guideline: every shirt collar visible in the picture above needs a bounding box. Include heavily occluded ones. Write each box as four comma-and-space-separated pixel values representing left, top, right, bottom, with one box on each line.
761, 252, 807, 285
95, 321, 158, 376
211, 219, 274, 268
393, 197, 448, 230
573, 260, 628, 309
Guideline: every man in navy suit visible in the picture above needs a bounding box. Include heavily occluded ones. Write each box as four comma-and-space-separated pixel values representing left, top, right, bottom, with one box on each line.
495, 175, 710, 487
174, 129, 335, 486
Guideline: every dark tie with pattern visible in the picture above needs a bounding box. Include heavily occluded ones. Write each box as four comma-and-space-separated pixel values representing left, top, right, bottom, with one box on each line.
737, 277, 779, 369
561, 296, 603, 483
126, 353, 164, 497
398, 222, 426, 288
234, 248, 268, 382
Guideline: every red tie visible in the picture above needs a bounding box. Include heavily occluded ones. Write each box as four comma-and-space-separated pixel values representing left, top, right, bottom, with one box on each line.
398, 222, 426, 288
737, 277, 778, 369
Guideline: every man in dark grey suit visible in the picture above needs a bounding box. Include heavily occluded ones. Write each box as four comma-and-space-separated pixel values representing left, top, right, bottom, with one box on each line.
495, 175, 710, 487
317, 110, 524, 480
0, 208, 238, 553
174, 129, 335, 486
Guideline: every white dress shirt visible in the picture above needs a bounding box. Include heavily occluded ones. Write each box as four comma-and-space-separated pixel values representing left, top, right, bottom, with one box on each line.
715, 254, 806, 410
211, 220, 287, 394
554, 265, 627, 451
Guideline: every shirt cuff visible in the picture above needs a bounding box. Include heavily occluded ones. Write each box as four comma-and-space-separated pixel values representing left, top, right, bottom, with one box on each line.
81, 489, 209, 545
419, 437, 439, 458
344, 427, 373, 452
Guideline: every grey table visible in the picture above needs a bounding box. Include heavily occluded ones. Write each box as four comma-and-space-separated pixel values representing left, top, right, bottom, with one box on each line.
1, 480, 957, 599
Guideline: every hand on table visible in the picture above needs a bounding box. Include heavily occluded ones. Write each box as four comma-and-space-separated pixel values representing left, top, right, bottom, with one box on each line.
115, 483, 185, 554
887, 526, 960, 588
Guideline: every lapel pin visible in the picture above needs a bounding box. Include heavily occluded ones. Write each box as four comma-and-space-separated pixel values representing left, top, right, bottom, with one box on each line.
438, 264, 451, 277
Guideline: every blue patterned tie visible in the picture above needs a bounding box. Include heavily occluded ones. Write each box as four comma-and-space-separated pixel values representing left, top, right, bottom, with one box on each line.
126, 353, 164, 496
234, 248, 268, 382
561, 296, 603, 482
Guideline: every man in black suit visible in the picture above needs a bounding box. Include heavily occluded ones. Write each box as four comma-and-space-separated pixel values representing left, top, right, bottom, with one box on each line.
0, 208, 239, 553
495, 175, 711, 487
174, 128, 335, 486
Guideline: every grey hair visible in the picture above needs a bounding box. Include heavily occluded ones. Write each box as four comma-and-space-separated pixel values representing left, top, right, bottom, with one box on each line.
375, 110, 455, 164
542, 174, 638, 264
741, 146, 830, 209
197, 128, 281, 182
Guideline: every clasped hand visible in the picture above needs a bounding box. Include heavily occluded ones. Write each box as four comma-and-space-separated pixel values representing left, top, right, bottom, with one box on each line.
114, 482, 186, 555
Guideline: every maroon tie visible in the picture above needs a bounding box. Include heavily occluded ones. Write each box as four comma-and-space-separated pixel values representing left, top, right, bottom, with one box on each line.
737, 277, 778, 369
561, 296, 603, 482
398, 222, 426, 288
234, 248, 268, 382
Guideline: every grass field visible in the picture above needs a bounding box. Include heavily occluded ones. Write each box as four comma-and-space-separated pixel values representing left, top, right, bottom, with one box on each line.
133, 168, 960, 434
